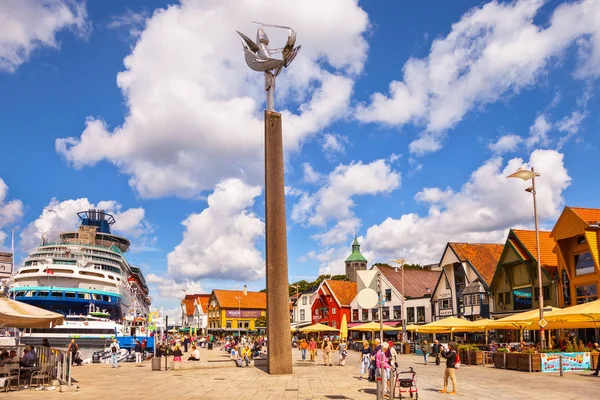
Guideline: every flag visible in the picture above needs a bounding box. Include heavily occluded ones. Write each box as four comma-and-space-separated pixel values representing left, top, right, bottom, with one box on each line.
46, 269, 54, 275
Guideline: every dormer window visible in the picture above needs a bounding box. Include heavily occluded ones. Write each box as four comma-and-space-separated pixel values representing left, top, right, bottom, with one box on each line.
577, 236, 586, 245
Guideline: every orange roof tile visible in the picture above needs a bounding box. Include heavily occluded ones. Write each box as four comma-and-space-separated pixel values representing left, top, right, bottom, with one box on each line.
377, 264, 439, 298
181, 299, 195, 316
213, 290, 266, 309
325, 280, 357, 306
570, 207, 600, 224
512, 229, 557, 268
450, 242, 504, 286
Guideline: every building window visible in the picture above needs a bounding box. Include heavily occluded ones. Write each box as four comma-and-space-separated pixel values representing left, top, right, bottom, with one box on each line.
464, 296, 471, 306
315, 308, 319, 316
332, 321, 337, 328
575, 252, 595, 276
226, 320, 232, 329
329, 296, 333, 303
385, 289, 392, 301
352, 309, 359, 321
482, 294, 489, 305
407, 307, 415, 323
440, 299, 452, 309
382, 307, 390, 320
416, 306, 425, 323
513, 287, 532, 310
372, 308, 379, 320
393, 306, 401, 320
473, 295, 480, 306
303, 296, 307, 305
576, 284, 598, 304
300, 310, 305, 321
445, 277, 450, 289
244, 321, 250, 329
534, 287, 551, 301
332, 307, 337, 315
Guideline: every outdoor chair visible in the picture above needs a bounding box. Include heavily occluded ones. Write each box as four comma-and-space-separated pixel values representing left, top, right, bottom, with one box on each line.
29, 364, 53, 389
0, 365, 19, 392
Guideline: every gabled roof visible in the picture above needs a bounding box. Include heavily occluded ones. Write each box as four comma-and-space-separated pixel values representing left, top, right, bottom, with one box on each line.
194, 294, 210, 313
181, 294, 210, 314
512, 229, 558, 269
181, 299, 195, 316
449, 242, 504, 286
212, 289, 266, 309
570, 207, 600, 224
377, 264, 439, 298
324, 280, 357, 307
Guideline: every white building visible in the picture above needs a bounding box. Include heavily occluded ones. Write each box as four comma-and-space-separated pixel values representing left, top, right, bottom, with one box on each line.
291, 289, 315, 329
350, 265, 440, 331
431, 243, 503, 321
180, 294, 210, 333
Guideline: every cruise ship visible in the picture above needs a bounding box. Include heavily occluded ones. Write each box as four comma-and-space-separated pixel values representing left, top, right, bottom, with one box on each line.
10, 209, 150, 321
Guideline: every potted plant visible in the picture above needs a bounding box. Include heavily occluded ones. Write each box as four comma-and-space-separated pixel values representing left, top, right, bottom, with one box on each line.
468, 345, 483, 365
506, 350, 519, 370
493, 348, 508, 368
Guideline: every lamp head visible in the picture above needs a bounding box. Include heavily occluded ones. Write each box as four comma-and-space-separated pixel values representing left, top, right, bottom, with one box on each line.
506, 168, 539, 181
243, 285, 247, 296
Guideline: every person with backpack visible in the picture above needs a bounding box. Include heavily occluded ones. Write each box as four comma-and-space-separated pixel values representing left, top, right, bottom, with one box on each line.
109, 339, 120, 368
439, 343, 459, 395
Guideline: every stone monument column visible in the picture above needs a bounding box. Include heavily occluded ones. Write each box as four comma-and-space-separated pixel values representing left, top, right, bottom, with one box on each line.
264, 110, 293, 374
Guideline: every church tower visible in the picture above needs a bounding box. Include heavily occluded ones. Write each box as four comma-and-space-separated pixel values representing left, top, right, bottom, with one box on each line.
345, 235, 367, 282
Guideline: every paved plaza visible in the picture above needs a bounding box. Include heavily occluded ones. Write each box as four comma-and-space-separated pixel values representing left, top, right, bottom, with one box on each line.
6, 349, 600, 399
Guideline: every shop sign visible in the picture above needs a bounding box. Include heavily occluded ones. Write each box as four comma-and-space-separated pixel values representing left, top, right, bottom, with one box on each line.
225, 309, 262, 318
561, 269, 571, 305
541, 352, 590, 372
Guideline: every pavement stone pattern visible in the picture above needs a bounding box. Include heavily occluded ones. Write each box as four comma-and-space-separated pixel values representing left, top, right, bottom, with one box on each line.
5, 348, 600, 399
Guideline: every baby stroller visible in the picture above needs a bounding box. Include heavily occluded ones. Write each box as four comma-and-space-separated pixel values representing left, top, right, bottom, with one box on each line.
394, 367, 418, 399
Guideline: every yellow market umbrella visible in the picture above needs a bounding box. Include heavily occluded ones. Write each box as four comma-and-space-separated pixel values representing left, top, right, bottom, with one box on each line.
452, 318, 491, 333
544, 299, 600, 328
340, 314, 348, 340
405, 324, 420, 332
300, 323, 339, 332
485, 307, 562, 330
0, 297, 64, 328
415, 316, 475, 333
348, 322, 396, 331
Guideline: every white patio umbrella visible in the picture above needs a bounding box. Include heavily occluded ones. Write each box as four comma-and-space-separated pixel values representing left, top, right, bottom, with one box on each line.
0, 297, 64, 328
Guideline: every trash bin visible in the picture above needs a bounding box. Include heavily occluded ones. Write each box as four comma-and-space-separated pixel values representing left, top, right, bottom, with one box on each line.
207, 342, 213, 350
152, 356, 161, 371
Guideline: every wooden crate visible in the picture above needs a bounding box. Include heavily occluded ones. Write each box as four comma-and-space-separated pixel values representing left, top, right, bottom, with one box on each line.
469, 351, 483, 365
492, 352, 505, 369
506, 352, 519, 370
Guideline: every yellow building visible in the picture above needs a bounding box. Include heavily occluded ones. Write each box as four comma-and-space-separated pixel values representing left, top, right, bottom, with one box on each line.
207, 289, 266, 335
551, 206, 600, 307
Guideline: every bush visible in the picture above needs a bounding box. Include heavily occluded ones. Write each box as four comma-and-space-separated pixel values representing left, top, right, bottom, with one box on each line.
578, 340, 586, 352
497, 348, 509, 353
522, 348, 535, 354
539, 348, 561, 353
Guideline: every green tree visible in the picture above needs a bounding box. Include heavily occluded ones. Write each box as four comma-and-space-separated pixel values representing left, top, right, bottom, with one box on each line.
255, 315, 267, 327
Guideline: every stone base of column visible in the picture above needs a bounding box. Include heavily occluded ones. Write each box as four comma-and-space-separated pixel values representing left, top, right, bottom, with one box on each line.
264, 110, 293, 375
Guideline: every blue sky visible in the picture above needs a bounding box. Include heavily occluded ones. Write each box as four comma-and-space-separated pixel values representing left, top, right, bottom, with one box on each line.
1, 0, 599, 317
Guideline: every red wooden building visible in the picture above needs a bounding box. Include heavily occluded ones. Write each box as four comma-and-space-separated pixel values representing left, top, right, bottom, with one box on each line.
311, 280, 357, 329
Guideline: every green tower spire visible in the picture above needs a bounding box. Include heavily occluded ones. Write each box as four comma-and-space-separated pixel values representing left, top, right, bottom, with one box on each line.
345, 235, 367, 263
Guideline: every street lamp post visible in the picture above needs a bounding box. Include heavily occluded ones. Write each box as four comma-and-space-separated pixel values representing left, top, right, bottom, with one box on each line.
392, 259, 406, 344
235, 285, 248, 341
507, 167, 545, 348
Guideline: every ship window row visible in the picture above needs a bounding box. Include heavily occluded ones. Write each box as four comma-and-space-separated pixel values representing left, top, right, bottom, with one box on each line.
28, 253, 124, 269
14, 290, 115, 302
18, 268, 122, 281
29, 328, 116, 334
38, 246, 122, 261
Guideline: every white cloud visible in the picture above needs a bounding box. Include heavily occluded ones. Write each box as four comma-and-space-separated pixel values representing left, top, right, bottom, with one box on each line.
357, 0, 600, 155
0, 0, 88, 72
146, 273, 205, 300
322, 133, 348, 154
525, 114, 552, 148
55, 0, 369, 198
167, 178, 264, 281
415, 187, 454, 204
0, 178, 24, 248
107, 9, 147, 38
291, 159, 401, 245
556, 110, 587, 148
302, 163, 322, 184
489, 134, 524, 155
20, 198, 150, 251
364, 149, 570, 264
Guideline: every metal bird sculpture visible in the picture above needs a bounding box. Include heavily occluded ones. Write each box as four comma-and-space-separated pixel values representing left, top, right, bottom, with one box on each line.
237, 23, 301, 110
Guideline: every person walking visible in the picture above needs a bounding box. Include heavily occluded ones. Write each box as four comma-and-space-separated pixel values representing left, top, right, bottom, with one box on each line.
421, 340, 429, 365
359, 340, 371, 380
309, 337, 317, 362
388, 341, 398, 369
133, 339, 143, 366
439, 343, 458, 395
336, 338, 348, 366
68, 339, 79, 365
432, 339, 442, 366
376, 342, 392, 398
322, 336, 333, 366
299, 339, 309, 362
109, 339, 120, 368
369, 338, 382, 382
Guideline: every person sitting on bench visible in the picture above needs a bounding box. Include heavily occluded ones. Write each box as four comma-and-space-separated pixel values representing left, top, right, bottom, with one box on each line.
187, 346, 200, 361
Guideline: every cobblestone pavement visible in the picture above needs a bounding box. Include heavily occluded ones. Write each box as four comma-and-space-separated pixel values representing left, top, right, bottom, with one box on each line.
6, 348, 600, 399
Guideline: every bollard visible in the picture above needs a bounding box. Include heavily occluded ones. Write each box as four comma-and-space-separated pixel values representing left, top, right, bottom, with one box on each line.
559, 355, 563, 377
